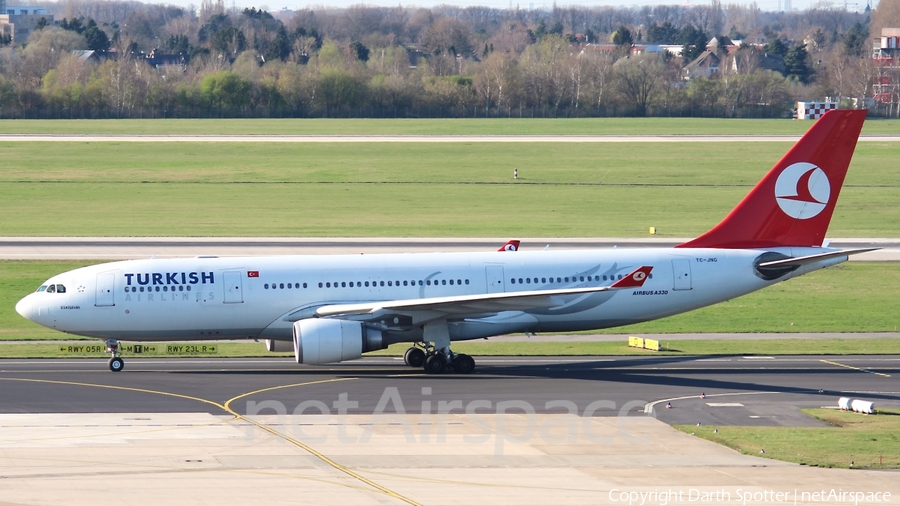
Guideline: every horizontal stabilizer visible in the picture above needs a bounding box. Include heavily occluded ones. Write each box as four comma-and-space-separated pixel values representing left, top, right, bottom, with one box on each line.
757, 248, 878, 269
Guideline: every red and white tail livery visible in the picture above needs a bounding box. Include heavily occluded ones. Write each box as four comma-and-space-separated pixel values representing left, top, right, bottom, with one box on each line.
498, 240, 520, 252
16, 110, 876, 374
679, 110, 866, 249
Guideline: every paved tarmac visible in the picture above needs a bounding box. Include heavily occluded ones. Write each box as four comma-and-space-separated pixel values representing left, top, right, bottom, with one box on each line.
2, 355, 898, 424
1, 355, 899, 506
1, 236, 897, 260
0, 134, 898, 142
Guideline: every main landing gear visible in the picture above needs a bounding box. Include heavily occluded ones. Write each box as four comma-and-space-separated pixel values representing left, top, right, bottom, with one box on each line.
403, 343, 475, 375
402, 320, 475, 374
106, 339, 124, 372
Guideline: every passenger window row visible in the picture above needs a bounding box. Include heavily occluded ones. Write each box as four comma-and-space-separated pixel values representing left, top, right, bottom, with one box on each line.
315, 279, 470, 289
510, 273, 653, 285
125, 286, 191, 293
263, 279, 474, 290
265, 283, 308, 289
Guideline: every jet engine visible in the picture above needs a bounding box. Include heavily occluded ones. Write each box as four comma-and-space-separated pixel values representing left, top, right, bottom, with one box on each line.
292, 318, 385, 365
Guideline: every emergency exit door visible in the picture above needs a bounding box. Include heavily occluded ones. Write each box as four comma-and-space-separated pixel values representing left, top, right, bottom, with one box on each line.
95, 273, 115, 307
223, 271, 244, 303
485, 266, 505, 293
672, 259, 693, 291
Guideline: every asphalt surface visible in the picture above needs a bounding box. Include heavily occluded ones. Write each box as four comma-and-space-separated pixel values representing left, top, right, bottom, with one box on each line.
2, 355, 897, 427
0, 134, 899, 142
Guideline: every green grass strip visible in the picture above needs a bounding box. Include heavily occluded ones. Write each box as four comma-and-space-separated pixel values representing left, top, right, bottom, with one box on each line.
678, 408, 900, 469
0, 117, 898, 135
1, 140, 896, 238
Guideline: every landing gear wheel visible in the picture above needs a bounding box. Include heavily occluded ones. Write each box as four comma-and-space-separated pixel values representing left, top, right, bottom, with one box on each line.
404, 347, 426, 368
424, 354, 446, 374
452, 354, 475, 374
108, 357, 124, 372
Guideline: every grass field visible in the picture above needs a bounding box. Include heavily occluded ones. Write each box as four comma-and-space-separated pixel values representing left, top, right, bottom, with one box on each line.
0, 117, 899, 136
1, 141, 897, 237
678, 409, 900, 469
4, 261, 899, 341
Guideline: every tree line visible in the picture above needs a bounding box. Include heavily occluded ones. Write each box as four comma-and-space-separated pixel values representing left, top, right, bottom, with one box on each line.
0, 0, 895, 119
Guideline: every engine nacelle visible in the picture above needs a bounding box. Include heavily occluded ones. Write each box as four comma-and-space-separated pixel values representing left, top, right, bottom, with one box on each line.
265, 339, 294, 353
292, 319, 385, 365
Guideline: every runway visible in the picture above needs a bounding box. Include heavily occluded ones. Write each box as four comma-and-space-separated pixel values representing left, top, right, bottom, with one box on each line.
0, 134, 899, 142
2, 355, 898, 425
2, 236, 898, 260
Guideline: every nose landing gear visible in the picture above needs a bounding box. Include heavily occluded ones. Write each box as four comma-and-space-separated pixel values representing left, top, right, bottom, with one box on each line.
106, 339, 124, 372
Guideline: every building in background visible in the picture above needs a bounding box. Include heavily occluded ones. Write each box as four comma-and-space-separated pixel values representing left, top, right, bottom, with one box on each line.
0, 0, 7, 44
0, 5, 52, 45
873, 28, 900, 115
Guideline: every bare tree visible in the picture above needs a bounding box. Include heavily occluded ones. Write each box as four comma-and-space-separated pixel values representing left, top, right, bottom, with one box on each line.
475, 50, 519, 113
519, 34, 569, 112
578, 48, 615, 112
485, 22, 532, 55
17, 28, 86, 91
613, 53, 664, 116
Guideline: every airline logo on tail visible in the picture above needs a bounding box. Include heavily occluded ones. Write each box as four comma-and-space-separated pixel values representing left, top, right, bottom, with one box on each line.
498, 240, 520, 252
775, 162, 830, 220
675, 109, 866, 249
610, 266, 653, 288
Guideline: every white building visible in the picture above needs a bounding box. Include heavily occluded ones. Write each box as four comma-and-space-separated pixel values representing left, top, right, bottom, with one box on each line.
1, 5, 52, 45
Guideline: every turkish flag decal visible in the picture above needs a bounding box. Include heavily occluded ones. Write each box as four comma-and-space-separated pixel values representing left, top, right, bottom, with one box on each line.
247, 271, 259, 278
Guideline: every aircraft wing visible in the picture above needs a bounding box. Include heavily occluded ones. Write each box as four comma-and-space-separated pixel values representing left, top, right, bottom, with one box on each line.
316, 266, 652, 317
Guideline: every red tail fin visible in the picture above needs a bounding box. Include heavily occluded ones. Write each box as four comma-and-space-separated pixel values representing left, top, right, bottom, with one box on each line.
677, 110, 866, 249
498, 240, 520, 252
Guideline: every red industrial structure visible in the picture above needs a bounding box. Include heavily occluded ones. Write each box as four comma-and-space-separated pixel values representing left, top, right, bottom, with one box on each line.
873, 28, 900, 115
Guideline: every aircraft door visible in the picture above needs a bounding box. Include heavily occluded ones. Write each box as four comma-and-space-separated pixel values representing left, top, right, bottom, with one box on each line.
672, 259, 693, 291
223, 271, 243, 304
485, 266, 505, 293
95, 273, 115, 307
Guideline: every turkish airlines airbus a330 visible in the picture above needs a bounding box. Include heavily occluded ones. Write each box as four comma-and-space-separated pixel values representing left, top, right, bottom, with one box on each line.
16, 110, 874, 373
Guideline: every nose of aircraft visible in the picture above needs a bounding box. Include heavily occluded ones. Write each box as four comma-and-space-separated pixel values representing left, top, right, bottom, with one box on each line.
15, 295, 33, 321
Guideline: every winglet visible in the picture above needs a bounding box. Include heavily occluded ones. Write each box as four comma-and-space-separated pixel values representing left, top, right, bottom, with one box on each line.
498, 240, 520, 252
611, 266, 653, 288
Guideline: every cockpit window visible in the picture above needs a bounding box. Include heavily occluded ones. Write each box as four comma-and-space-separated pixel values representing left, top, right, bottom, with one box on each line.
37, 284, 66, 293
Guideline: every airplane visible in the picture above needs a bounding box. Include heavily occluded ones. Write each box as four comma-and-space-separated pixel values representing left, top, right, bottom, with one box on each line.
16, 109, 875, 373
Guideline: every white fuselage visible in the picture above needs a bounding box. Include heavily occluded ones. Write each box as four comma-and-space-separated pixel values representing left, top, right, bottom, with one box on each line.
16, 246, 842, 345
